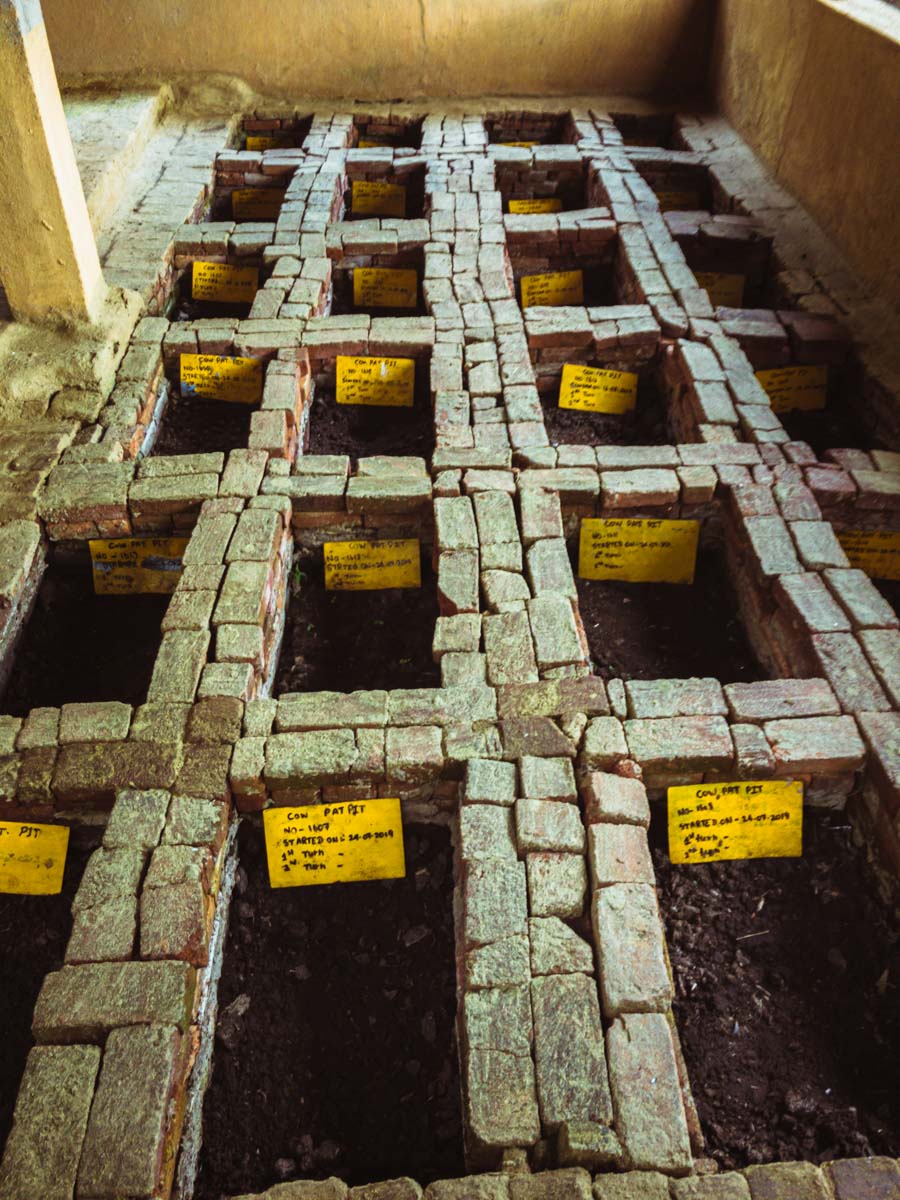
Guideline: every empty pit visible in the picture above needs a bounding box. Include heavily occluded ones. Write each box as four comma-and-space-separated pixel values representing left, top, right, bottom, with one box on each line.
353, 116, 424, 149
2, 550, 168, 715
572, 533, 763, 683
633, 161, 714, 213
486, 111, 574, 145
0, 825, 101, 1159
664, 211, 775, 309
330, 249, 427, 318
305, 356, 434, 463
194, 818, 462, 1196
496, 161, 588, 214
343, 165, 427, 221
275, 549, 440, 695
652, 808, 900, 1168
774, 375, 881, 457
612, 111, 680, 148
241, 114, 313, 151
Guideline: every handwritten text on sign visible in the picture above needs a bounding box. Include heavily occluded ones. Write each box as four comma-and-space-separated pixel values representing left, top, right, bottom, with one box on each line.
578, 518, 700, 584
336, 356, 415, 407
508, 198, 563, 214
263, 799, 406, 887
668, 780, 803, 865
559, 363, 638, 414
90, 536, 189, 596
353, 268, 418, 309
191, 262, 259, 305
0, 822, 69, 895
694, 271, 745, 308
351, 180, 406, 218
836, 529, 900, 582
756, 365, 828, 413
245, 134, 293, 151
180, 354, 263, 405
324, 539, 421, 591
520, 270, 584, 308
232, 188, 284, 220
654, 188, 700, 211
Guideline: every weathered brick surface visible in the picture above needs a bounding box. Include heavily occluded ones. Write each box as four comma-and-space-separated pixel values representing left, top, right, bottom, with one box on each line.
33, 962, 196, 1043
591, 884, 672, 1016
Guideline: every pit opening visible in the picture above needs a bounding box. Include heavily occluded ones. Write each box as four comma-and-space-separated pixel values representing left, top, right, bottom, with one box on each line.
210, 185, 286, 225
240, 113, 313, 150
652, 807, 900, 1168
664, 211, 775, 309
512, 252, 617, 311
275, 545, 440, 695
569, 525, 764, 683
771, 367, 881, 456
343, 164, 427, 221
532, 356, 669, 447
305, 354, 434, 463
169, 260, 271, 323
633, 161, 714, 213
194, 817, 462, 1196
330, 248, 427, 318
612, 111, 680, 149
497, 160, 588, 213
0, 825, 102, 1160
352, 115, 424, 150
2, 548, 168, 715
153, 357, 263, 457
485, 111, 575, 145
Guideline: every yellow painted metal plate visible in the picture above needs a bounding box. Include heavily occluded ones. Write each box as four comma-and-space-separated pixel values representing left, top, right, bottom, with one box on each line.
559, 364, 638, 414
336, 356, 415, 407
0, 822, 69, 895
668, 780, 803, 865
324, 538, 421, 590
180, 354, 264, 405
578, 517, 700, 584
264, 798, 406, 887
90, 536, 189, 596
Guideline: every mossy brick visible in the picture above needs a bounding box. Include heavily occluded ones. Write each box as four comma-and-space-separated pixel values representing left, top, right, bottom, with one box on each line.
173, 743, 232, 799
162, 795, 228, 849
349, 1181, 421, 1200
16, 746, 57, 805
764, 715, 865, 773
462, 858, 528, 949
220, 449, 269, 498
743, 1162, 830, 1200
459, 804, 517, 862
825, 568, 898, 631
438, 550, 480, 614
386, 685, 497, 728
482, 569, 531, 609
824, 1158, 900, 1200
265, 730, 359, 786
724, 679, 840, 722
0, 1044, 100, 1200
137, 453, 224, 479
481, 541, 523, 571
484, 610, 538, 684
624, 678, 726, 719
278, 691, 388, 730
516, 798, 584, 853
527, 594, 584, 669
235, 1182, 350, 1200
464, 1046, 541, 1150
520, 755, 576, 802
112, 741, 183, 793
244, 697, 277, 737
531, 974, 612, 1132
526, 538, 577, 598
65, 897, 137, 964
187, 697, 244, 744
16, 706, 60, 750
217, 620, 265, 667
129, 702, 191, 744
526, 853, 587, 918
434, 496, 478, 551
466, 933, 531, 991
147, 630, 210, 702
230, 736, 267, 809
128, 472, 219, 519
0, 716, 22, 756
592, 1172, 670, 1200
213, 560, 270, 625
141, 880, 210, 965
227, 507, 282, 562
812, 632, 892, 712
670, 1175, 750, 1199
497, 677, 609, 720
423, 1177, 508, 1200
510, 1170, 593, 1200
500, 718, 575, 759
145, 844, 213, 891
0, 755, 19, 802
580, 718, 629, 769
433, 614, 482, 658
592, 883, 673, 1016
624, 716, 733, 775
58, 702, 131, 744
72, 848, 145, 912
197, 661, 254, 701
38, 463, 134, 523
77, 1024, 186, 1199
464, 758, 517, 806
161, 588, 218, 632
346, 476, 432, 514
528, 916, 594, 976
32, 961, 196, 1042
581, 773, 650, 827
182, 513, 237, 566
0, 520, 41, 603
474, 491, 519, 545
386, 726, 444, 784
520, 489, 564, 544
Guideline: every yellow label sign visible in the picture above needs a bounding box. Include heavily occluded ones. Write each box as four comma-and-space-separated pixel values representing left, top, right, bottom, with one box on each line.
756, 365, 828, 413
324, 538, 421, 590
191, 262, 259, 305
578, 517, 700, 584
0, 822, 69, 895
836, 529, 900, 581
264, 798, 406, 887
232, 188, 284, 220
90, 536, 189, 596
694, 270, 745, 308
353, 268, 418, 309
180, 354, 264, 405
520, 270, 584, 308
654, 188, 700, 211
336, 356, 415, 407
351, 180, 406, 217
668, 780, 803, 865
357, 136, 393, 148
245, 134, 293, 151
508, 198, 563, 214
559, 364, 638, 414
499, 141, 537, 148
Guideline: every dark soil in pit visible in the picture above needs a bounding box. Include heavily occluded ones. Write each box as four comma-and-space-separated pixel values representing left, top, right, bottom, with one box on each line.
0, 825, 102, 1155
778, 401, 880, 457
275, 554, 440, 694
195, 821, 462, 1197
540, 380, 668, 446
3, 560, 168, 715
574, 547, 763, 681
875, 578, 900, 617
652, 810, 900, 1167
153, 388, 253, 457
306, 388, 434, 463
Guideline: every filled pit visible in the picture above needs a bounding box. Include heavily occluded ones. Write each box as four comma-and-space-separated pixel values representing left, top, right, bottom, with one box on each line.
771, 371, 881, 456
305, 355, 434, 463
330, 249, 427, 318
343, 165, 427, 221
194, 819, 462, 1196
0, 825, 102, 1156
168, 260, 265, 323
2, 550, 168, 715
485, 111, 574, 145
571, 529, 763, 682
536, 360, 670, 447
652, 807, 900, 1168
152, 359, 260, 457
274, 548, 440, 695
